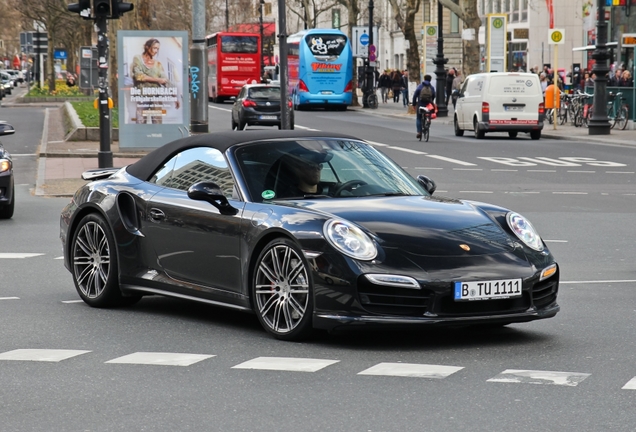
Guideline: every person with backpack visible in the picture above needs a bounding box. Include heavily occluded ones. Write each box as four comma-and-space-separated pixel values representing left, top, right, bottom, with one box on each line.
412, 74, 436, 139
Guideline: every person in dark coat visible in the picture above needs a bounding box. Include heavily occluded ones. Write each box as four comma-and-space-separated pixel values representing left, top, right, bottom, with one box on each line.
390, 69, 402, 103
445, 68, 455, 106
378, 70, 391, 103
401, 70, 409, 107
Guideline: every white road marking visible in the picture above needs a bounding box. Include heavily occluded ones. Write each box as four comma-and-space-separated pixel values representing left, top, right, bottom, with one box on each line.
55, 256, 64, 260
528, 170, 556, 172
606, 171, 635, 174
366, 140, 389, 147
0, 349, 91, 362
544, 240, 568, 243
567, 170, 595, 173
415, 167, 443, 170
208, 105, 231, 112
488, 369, 590, 386
232, 357, 339, 372
10, 154, 37, 157
552, 192, 588, 195
622, 377, 636, 390
62, 300, 84, 304
106, 352, 215, 366
453, 168, 483, 171
458, 191, 493, 194
426, 155, 477, 166
358, 363, 463, 378
491, 169, 518, 172
560, 280, 636, 284
0, 297, 19, 301
293, 125, 319, 131
387, 146, 426, 154
0, 253, 45, 259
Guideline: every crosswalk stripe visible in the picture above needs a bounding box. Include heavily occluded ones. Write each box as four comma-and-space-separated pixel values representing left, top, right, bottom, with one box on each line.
0, 297, 19, 301
487, 369, 591, 387
358, 362, 463, 378
232, 356, 339, 372
0, 253, 45, 259
0, 349, 91, 362
106, 352, 215, 366
622, 377, 636, 390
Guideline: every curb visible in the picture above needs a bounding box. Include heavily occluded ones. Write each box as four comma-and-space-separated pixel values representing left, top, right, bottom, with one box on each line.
34, 108, 49, 197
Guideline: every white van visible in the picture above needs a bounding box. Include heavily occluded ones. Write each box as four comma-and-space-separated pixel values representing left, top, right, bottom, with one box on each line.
454, 72, 545, 140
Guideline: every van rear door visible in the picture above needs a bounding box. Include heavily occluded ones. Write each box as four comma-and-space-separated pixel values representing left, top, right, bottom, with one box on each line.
486, 75, 542, 126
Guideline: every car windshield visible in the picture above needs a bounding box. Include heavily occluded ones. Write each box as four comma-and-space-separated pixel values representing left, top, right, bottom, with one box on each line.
234, 139, 427, 201
248, 87, 280, 100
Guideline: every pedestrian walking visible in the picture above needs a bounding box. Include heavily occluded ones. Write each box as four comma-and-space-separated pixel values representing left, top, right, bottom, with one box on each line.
378, 70, 391, 103
445, 68, 455, 106
390, 69, 402, 103
451, 69, 462, 110
401, 70, 409, 107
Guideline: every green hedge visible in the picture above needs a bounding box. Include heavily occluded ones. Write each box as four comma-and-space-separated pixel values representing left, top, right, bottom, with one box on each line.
70, 101, 119, 128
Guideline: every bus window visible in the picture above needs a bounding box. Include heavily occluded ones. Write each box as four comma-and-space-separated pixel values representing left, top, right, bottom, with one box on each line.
221, 36, 258, 54
304, 34, 347, 58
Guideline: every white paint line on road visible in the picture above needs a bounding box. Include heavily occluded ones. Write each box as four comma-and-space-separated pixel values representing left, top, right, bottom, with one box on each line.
458, 191, 493, 194
426, 155, 477, 166
293, 125, 318, 131
528, 170, 556, 172
561, 280, 636, 285
453, 168, 483, 171
606, 171, 635, 174
0, 253, 45, 259
491, 169, 518, 172
366, 140, 389, 147
232, 357, 339, 372
623, 193, 636, 196
567, 170, 596, 173
54, 256, 64, 260
415, 167, 443, 170
0, 297, 20, 301
62, 300, 84, 304
543, 240, 568, 243
487, 369, 590, 387
10, 154, 37, 157
106, 352, 215, 366
386, 146, 426, 154
552, 192, 588, 195
622, 377, 636, 390
208, 105, 231, 112
358, 363, 463, 378
0, 349, 91, 362
505, 191, 540, 194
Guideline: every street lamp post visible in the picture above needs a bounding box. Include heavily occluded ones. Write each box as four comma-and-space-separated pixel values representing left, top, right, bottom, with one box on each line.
259, 0, 265, 79
225, 0, 229, 31
588, 0, 611, 135
362, 0, 374, 108
432, 0, 448, 117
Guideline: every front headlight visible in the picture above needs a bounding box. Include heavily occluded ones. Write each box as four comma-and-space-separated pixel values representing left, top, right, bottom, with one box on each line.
324, 219, 377, 260
506, 212, 544, 251
0, 159, 11, 173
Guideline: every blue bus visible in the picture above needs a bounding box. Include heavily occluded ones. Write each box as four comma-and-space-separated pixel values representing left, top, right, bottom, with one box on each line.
287, 29, 353, 111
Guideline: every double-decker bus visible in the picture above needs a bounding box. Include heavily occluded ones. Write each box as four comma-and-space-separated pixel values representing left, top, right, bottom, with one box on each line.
206, 32, 262, 103
287, 29, 353, 111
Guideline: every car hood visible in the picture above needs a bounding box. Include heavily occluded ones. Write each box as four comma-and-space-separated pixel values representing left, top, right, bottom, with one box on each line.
288, 195, 517, 257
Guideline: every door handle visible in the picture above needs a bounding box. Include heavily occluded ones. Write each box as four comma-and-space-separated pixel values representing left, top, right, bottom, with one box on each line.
148, 208, 166, 222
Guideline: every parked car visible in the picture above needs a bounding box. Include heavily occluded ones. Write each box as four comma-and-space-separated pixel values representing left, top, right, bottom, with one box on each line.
0, 72, 13, 95
0, 122, 16, 219
454, 72, 544, 140
4, 69, 23, 85
231, 83, 294, 130
60, 130, 559, 341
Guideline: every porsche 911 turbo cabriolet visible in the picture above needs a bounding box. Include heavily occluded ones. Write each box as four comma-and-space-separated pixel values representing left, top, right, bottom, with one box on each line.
60, 130, 559, 340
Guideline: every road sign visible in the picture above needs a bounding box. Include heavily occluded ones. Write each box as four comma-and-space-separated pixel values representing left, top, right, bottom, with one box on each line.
79, 46, 98, 89
360, 33, 369, 46
352, 26, 379, 58
548, 29, 565, 45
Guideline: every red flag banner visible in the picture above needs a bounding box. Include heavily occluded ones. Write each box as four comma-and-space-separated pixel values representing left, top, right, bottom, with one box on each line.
546, 0, 554, 29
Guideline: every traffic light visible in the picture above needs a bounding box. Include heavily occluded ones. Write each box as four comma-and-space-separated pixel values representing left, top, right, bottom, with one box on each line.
111, 0, 134, 18
92, 0, 111, 17
67, 0, 91, 19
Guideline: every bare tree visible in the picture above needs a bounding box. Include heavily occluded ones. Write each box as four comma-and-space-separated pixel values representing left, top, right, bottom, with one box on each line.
387, 0, 421, 85
438, 0, 480, 77
335, 0, 361, 106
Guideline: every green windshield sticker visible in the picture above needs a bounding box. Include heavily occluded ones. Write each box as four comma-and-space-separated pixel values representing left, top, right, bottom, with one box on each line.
262, 190, 276, 200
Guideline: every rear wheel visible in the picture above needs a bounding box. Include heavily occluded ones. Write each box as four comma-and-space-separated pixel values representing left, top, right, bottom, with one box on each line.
252, 238, 314, 341
616, 106, 629, 130
508, 131, 518, 138
474, 118, 485, 139
424, 126, 430, 142
0, 185, 14, 219
454, 116, 464, 136
530, 130, 541, 140
71, 213, 141, 307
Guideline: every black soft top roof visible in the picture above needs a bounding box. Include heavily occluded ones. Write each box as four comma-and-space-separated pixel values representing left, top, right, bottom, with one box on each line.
126, 129, 359, 181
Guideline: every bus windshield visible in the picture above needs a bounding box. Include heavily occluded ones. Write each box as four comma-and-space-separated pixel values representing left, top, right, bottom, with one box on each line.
221, 36, 258, 53
304, 34, 347, 57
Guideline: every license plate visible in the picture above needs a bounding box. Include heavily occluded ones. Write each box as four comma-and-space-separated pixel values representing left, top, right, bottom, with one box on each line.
260, 115, 277, 120
321, 91, 333, 95
505, 106, 523, 111
453, 279, 522, 301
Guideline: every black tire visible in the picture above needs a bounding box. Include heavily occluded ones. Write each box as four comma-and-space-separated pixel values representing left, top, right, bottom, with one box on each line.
530, 130, 541, 140
454, 116, 464, 136
238, 117, 247, 131
252, 238, 314, 341
231, 116, 238, 131
508, 131, 518, 138
367, 94, 378, 109
71, 213, 140, 308
474, 118, 485, 139
0, 185, 14, 219
616, 106, 629, 130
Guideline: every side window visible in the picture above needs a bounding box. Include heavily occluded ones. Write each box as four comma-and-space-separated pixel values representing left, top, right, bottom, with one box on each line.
149, 158, 177, 186
461, 78, 470, 96
155, 147, 235, 197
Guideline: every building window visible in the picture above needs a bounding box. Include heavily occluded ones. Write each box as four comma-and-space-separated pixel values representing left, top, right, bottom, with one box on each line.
264, 2, 271, 16
511, 0, 519, 22
451, 12, 460, 33
423, 0, 431, 22
520, 0, 527, 22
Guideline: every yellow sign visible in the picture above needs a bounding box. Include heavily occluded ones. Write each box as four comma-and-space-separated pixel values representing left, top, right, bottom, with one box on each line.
427, 26, 436, 36
621, 33, 636, 47
549, 29, 565, 45
493, 18, 504, 29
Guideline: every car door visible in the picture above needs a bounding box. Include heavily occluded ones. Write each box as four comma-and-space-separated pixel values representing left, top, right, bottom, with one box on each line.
456, 78, 471, 128
142, 146, 246, 298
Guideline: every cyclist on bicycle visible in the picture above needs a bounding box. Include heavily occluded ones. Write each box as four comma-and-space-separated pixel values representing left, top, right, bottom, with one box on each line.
412, 74, 436, 139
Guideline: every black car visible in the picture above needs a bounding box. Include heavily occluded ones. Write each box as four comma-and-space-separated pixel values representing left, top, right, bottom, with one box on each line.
231, 84, 294, 130
60, 130, 559, 340
0, 122, 15, 219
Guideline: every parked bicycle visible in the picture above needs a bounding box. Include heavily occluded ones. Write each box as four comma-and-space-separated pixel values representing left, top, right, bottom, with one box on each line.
607, 91, 629, 130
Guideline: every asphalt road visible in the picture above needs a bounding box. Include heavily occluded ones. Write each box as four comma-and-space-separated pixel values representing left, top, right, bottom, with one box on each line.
0, 103, 635, 431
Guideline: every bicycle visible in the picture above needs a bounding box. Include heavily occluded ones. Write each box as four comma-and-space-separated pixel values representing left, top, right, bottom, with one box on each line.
607, 91, 629, 130
365, 92, 378, 109
418, 104, 434, 142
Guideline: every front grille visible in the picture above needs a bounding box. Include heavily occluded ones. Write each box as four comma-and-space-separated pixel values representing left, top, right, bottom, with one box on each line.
437, 292, 531, 316
357, 277, 431, 316
533, 277, 558, 309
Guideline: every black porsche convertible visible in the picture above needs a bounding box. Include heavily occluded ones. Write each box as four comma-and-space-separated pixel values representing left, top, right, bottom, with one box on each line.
60, 130, 559, 340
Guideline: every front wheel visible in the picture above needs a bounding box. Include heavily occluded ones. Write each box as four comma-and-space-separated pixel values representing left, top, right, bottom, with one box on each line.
474, 118, 485, 139
71, 213, 140, 307
616, 106, 629, 130
252, 238, 314, 341
366, 93, 378, 109
454, 116, 464, 136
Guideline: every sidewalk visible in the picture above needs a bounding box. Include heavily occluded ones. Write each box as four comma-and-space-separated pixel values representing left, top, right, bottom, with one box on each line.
5, 90, 636, 198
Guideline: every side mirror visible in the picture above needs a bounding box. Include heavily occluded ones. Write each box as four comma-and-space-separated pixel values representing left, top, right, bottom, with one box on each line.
187, 181, 238, 215
0, 122, 15, 136
417, 175, 437, 195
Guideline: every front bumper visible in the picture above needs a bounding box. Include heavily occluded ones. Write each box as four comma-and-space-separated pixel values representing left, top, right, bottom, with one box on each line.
0, 170, 13, 205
